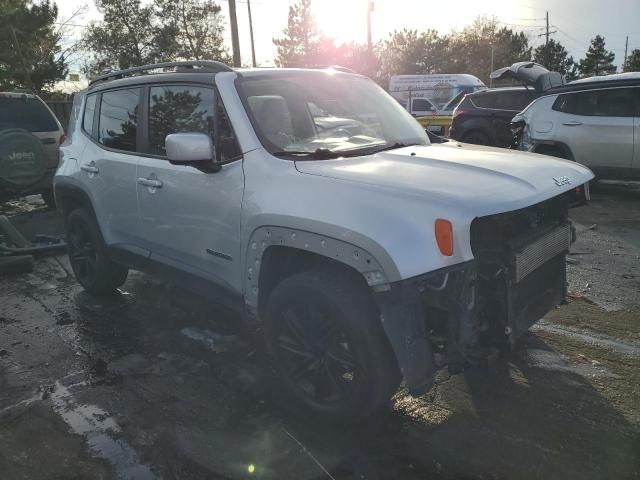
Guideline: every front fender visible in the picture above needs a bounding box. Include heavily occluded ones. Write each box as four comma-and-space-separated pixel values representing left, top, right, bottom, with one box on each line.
243, 221, 400, 308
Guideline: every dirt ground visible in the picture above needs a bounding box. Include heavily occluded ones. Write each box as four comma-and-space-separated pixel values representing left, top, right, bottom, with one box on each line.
0, 184, 638, 480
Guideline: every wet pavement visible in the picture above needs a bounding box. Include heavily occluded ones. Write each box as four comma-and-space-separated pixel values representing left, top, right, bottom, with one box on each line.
1, 184, 639, 480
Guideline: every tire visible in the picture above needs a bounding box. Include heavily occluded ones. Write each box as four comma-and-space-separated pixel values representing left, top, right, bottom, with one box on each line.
66, 208, 128, 294
264, 267, 401, 422
0, 129, 48, 192
461, 130, 491, 146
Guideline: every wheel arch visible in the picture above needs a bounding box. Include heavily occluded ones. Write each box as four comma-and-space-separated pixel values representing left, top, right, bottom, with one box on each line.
531, 141, 575, 160
244, 226, 399, 313
456, 120, 495, 144
54, 180, 98, 224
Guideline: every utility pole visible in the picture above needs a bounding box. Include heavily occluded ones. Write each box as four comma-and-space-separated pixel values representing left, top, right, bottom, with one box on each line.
247, 0, 256, 67
545, 11, 549, 45
623, 35, 629, 71
228, 0, 241, 67
367, 1, 374, 52
490, 43, 494, 87
536, 11, 556, 67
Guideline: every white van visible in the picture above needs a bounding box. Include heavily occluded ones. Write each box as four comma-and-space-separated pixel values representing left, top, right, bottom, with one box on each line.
389, 74, 487, 116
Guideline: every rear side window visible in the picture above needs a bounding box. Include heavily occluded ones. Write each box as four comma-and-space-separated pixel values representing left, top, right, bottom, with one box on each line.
510, 91, 534, 110
83, 94, 97, 136
98, 88, 140, 152
470, 93, 497, 109
0, 97, 58, 132
553, 88, 636, 117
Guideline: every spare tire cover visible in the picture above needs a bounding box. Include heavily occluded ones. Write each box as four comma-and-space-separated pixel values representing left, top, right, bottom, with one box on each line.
0, 128, 48, 191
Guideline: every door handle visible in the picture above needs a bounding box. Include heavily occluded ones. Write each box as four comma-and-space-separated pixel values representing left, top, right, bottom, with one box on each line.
137, 177, 163, 188
562, 121, 582, 126
80, 164, 99, 174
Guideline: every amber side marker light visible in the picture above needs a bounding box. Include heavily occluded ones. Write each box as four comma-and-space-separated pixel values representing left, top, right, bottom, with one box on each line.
435, 219, 453, 256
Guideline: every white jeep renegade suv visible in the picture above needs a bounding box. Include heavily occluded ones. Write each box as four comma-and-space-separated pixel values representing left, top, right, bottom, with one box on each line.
512, 72, 640, 180
55, 62, 593, 420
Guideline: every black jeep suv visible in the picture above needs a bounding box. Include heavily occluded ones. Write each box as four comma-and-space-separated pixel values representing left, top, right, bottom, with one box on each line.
449, 87, 536, 147
450, 62, 565, 148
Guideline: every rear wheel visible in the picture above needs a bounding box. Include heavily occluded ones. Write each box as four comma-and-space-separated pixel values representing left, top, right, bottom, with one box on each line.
66, 208, 128, 294
461, 130, 491, 146
264, 268, 400, 421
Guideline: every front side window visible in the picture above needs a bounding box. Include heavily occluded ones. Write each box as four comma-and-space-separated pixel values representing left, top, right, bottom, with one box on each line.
98, 88, 140, 152
149, 85, 214, 156
238, 72, 429, 158
148, 85, 241, 162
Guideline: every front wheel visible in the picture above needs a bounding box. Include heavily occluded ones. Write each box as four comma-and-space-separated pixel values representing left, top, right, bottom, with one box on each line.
264, 268, 400, 421
66, 208, 128, 294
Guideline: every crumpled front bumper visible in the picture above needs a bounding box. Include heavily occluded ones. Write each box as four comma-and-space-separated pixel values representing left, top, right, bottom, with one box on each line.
374, 246, 568, 396
373, 261, 477, 395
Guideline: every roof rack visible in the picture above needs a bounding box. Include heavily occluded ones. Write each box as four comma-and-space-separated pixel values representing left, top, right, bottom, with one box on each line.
88, 61, 233, 88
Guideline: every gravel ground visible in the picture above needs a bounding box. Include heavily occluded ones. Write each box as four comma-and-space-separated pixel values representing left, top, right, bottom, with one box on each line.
0, 185, 638, 480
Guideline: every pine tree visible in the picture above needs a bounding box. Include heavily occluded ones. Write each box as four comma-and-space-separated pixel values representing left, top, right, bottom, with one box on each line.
272, 0, 320, 67
533, 38, 576, 77
0, 0, 67, 92
578, 35, 616, 76
623, 49, 640, 72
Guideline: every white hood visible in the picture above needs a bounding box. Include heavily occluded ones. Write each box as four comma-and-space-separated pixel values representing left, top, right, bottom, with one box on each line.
295, 142, 594, 217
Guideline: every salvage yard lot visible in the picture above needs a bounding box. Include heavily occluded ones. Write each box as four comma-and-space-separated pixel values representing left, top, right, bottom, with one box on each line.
1, 184, 639, 480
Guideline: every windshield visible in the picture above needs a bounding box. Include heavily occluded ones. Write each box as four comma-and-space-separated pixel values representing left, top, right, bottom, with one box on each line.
0, 97, 58, 132
237, 72, 429, 158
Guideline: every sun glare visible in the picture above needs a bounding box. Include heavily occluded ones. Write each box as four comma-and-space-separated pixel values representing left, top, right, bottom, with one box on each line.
313, 0, 369, 44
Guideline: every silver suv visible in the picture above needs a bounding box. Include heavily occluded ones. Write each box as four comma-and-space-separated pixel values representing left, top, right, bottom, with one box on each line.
55, 62, 593, 420
512, 73, 640, 180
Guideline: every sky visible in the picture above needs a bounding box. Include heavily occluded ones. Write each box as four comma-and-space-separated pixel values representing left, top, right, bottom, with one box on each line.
56, 0, 640, 75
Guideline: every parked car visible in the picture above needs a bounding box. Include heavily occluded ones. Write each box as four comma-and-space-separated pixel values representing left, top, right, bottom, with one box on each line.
55, 62, 593, 421
390, 74, 487, 136
450, 87, 537, 146
0, 92, 65, 207
512, 72, 640, 180
450, 62, 565, 147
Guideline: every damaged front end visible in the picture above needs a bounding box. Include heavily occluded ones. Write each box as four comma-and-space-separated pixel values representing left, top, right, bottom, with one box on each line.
375, 192, 575, 396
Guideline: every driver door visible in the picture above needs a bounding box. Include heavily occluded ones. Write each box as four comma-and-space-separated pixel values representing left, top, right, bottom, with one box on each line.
136, 84, 245, 294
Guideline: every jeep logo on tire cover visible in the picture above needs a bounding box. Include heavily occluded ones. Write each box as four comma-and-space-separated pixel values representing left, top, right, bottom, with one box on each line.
553, 176, 571, 186
8, 151, 35, 162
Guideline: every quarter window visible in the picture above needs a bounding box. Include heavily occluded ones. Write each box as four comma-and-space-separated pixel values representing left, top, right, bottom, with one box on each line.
83, 94, 97, 136
98, 88, 140, 152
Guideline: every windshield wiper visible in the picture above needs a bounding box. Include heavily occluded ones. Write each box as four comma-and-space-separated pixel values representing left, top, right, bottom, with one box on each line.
272, 148, 340, 159
366, 142, 420, 155
273, 142, 422, 160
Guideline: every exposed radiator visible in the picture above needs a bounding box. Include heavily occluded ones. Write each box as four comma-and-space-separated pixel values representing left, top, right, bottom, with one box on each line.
514, 223, 571, 283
